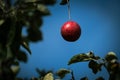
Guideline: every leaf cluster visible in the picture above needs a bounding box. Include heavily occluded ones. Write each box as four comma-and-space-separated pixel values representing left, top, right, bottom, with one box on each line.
56, 51, 120, 80
0, 0, 56, 79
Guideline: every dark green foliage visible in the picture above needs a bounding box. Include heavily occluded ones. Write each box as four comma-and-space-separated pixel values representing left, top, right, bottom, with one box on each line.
103, 54, 119, 80
0, 0, 56, 80
68, 51, 100, 65
80, 77, 88, 80
30, 77, 38, 80
105, 52, 117, 62
57, 51, 120, 80
96, 77, 104, 80
60, 0, 69, 5
56, 68, 71, 79
21, 40, 31, 54
36, 68, 53, 78
16, 50, 28, 63
88, 60, 102, 74
27, 27, 43, 42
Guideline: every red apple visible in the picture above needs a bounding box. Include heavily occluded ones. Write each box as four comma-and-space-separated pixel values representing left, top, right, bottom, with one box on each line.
61, 21, 81, 42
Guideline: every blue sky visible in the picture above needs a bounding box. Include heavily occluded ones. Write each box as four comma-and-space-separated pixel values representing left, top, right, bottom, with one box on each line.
18, 0, 120, 80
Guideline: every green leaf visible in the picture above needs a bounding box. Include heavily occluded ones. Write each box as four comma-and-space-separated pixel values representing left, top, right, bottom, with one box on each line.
60, 0, 69, 5
2, 66, 14, 79
16, 50, 28, 63
11, 65, 20, 75
95, 77, 104, 80
41, 0, 56, 5
27, 27, 43, 42
68, 51, 100, 65
43, 72, 54, 80
37, 4, 50, 16
12, 61, 19, 65
18, 2, 50, 16
36, 68, 53, 78
0, 19, 4, 26
21, 40, 31, 54
106, 61, 120, 75
30, 77, 38, 80
24, 3, 36, 11
105, 52, 117, 62
27, 11, 43, 28
19, 10, 43, 28
88, 60, 102, 74
36, 68, 47, 77
56, 68, 71, 79
80, 77, 88, 80
25, 0, 39, 3
0, 0, 5, 10
0, 45, 7, 59
0, 18, 12, 46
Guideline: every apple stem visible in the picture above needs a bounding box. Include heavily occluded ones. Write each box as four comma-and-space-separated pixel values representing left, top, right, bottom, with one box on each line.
67, 0, 71, 20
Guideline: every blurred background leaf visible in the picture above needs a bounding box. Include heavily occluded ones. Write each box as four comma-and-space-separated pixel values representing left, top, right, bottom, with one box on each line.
56, 68, 71, 79
80, 77, 88, 80
36, 68, 53, 78
60, 0, 69, 5
96, 77, 104, 80
21, 40, 31, 54
43, 72, 54, 80
16, 50, 28, 63
27, 27, 43, 42
0, 0, 56, 79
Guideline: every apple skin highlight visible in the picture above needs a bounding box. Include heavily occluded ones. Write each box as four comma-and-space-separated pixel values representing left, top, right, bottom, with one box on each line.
61, 21, 81, 42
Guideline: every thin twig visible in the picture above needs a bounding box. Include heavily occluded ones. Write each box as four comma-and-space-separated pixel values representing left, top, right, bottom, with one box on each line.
71, 70, 75, 80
